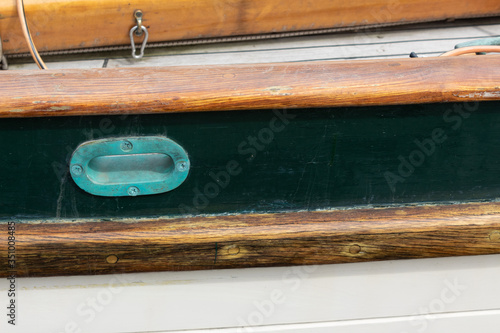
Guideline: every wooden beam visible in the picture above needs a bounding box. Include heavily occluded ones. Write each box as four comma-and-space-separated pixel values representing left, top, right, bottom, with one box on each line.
1, 56, 500, 118
2, 202, 500, 277
1, 0, 500, 54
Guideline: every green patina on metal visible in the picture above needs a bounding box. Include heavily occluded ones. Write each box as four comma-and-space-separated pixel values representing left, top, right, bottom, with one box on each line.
455, 37, 500, 48
69, 136, 190, 197
0, 101, 499, 220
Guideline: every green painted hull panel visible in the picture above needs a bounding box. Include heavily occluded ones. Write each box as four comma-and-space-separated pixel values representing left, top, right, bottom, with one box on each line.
1, 101, 499, 220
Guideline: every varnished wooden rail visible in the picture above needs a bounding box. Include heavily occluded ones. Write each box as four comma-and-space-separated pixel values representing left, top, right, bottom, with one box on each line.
2, 202, 500, 277
1, 0, 499, 54
1, 55, 500, 118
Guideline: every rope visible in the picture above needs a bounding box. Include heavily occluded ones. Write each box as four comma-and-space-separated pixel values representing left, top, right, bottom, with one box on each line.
16, 0, 47, 69
440, 45, 500, 56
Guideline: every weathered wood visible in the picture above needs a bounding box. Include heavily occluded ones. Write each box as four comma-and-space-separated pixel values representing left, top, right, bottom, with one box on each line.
1, 0, 500, 54
1, 56, 500, 118
11, 22, 499, 70
2, 202, 500, 277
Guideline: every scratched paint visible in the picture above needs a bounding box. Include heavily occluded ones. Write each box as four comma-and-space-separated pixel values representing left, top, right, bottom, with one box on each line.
0, 102, 500, 220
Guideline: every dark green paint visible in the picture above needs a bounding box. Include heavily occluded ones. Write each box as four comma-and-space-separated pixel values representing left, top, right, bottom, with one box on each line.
1, 102, 499, 220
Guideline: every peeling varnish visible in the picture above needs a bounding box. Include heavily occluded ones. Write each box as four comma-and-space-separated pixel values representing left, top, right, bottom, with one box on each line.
16, 198, 500, 226
262, 86, 293, 95
455, 91, 500, 99
49, 106, 72, 111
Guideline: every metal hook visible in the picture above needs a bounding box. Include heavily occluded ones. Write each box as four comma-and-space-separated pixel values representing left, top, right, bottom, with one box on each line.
129, 25, 148, 59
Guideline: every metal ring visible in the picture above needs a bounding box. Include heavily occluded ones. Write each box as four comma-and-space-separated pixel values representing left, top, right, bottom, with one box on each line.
129, 26, 148, 59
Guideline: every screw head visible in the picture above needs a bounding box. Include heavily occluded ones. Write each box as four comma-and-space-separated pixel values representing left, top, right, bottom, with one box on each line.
71, 164, 83, 175
127, 186, 140, 196
134, 10, 143, 19
121, 141, 133, 152
176, 161, 189, 172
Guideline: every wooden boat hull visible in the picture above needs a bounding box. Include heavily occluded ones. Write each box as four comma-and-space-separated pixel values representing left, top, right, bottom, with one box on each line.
1, 56, 500, 277
2, 202, 499, 277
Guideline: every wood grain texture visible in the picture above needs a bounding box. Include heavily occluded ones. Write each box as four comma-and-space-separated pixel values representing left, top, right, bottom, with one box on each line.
1, 55, 500, 118
1, 0, 500, 54
2, 202, 500, 277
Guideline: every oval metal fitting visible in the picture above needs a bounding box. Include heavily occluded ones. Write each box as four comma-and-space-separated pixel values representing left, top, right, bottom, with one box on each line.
69, 136, 190, 197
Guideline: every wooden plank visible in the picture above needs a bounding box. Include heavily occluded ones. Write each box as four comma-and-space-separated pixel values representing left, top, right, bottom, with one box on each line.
105, 23, 500, 68
1, 0, 500, 54
1, 255, 500, 332
2, 202, 500, 277
10, 22, 499, 70
7, 58, 107, 70
106, 37, 494, 67
1, 55, 500, 118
